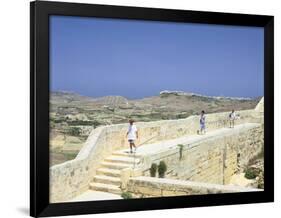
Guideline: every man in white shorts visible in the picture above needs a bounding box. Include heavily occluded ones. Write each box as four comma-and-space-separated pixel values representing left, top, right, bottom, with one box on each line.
126, 119, 138, 153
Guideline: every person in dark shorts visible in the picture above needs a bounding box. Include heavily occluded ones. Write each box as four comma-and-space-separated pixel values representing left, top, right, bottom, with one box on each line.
126, 119, 138, 153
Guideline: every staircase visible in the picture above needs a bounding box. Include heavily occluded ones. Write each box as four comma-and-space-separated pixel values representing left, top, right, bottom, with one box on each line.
89, 150, 142, 195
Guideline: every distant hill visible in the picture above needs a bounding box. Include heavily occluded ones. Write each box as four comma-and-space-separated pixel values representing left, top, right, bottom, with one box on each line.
51, 91, 94, 104
50, 90, 260, 124
159, 90, 252, 101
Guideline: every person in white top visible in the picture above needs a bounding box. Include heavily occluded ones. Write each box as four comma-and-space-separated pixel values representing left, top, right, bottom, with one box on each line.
199, 110, 206, 134
229, 109, 236, 128
126, 119, 138, 153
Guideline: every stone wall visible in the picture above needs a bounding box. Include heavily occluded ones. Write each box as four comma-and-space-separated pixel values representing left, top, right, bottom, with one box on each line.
50, 106, 262, 202
126, 176, 261, 198
140, 124, 264, 185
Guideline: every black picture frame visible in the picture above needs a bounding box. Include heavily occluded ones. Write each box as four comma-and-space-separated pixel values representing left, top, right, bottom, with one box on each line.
30, 1, 274, 217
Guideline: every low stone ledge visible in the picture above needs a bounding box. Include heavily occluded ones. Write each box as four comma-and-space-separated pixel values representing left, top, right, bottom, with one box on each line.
127, 176, 261, 197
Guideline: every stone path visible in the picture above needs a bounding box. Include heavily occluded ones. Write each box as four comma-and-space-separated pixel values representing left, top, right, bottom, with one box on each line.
119, 122, 260, 156
229, 173, 256, 187
68, 190, 122, 202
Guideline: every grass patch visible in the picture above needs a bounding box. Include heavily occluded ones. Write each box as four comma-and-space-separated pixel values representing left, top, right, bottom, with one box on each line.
158, 161, 167, 178
64, 152, 77, 160
244, 168, 257, 180
150, 163, 158, 177
67, 127, 81, 136
121, 192, 133, 199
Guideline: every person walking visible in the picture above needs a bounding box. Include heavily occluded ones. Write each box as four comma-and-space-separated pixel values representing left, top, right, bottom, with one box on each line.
199, 110, 206, 134
229, 109, 236, 128
126, 119, 138, 153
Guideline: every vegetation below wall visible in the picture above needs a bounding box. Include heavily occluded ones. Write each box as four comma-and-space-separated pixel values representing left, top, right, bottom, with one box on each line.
244, 148, 264, 189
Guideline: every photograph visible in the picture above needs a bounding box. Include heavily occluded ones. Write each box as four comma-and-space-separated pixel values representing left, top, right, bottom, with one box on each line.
49, 15, 264, 203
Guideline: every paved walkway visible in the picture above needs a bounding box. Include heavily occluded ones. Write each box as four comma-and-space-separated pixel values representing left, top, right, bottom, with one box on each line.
68, 190, 122, 202
120, 123, 260, 156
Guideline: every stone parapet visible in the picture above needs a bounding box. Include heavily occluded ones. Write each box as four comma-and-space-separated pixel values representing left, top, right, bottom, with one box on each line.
127, 176, 261, 197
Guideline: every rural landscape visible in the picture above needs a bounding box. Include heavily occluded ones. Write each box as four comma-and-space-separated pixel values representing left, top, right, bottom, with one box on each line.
50, 90, 260, 166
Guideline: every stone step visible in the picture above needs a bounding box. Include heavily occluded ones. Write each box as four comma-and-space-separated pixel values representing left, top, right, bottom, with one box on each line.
105, 155, 140, 164
97, 168, 121, 177
93, 175, 121, 186
89, 182, 122, 195
101, 161, 133, 170
112, 150, 142, 158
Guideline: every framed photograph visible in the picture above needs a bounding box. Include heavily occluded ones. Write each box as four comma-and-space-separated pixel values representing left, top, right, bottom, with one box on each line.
30, 1, 274, 217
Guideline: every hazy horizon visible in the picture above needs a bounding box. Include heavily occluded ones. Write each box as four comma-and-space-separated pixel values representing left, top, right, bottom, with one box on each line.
51, 89, 261, 100
50, 16, 264, 99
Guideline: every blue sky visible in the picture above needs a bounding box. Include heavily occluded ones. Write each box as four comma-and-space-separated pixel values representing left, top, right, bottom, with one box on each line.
50, 15, 264, 99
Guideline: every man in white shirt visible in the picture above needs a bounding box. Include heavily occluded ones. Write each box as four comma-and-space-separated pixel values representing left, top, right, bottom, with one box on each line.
126, 119, 138, 153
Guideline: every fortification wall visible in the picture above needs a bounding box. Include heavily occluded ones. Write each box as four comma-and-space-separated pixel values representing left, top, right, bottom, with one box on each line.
126, 176, 261, 198
50, 107, 261, 202
140, 124, 264, 185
